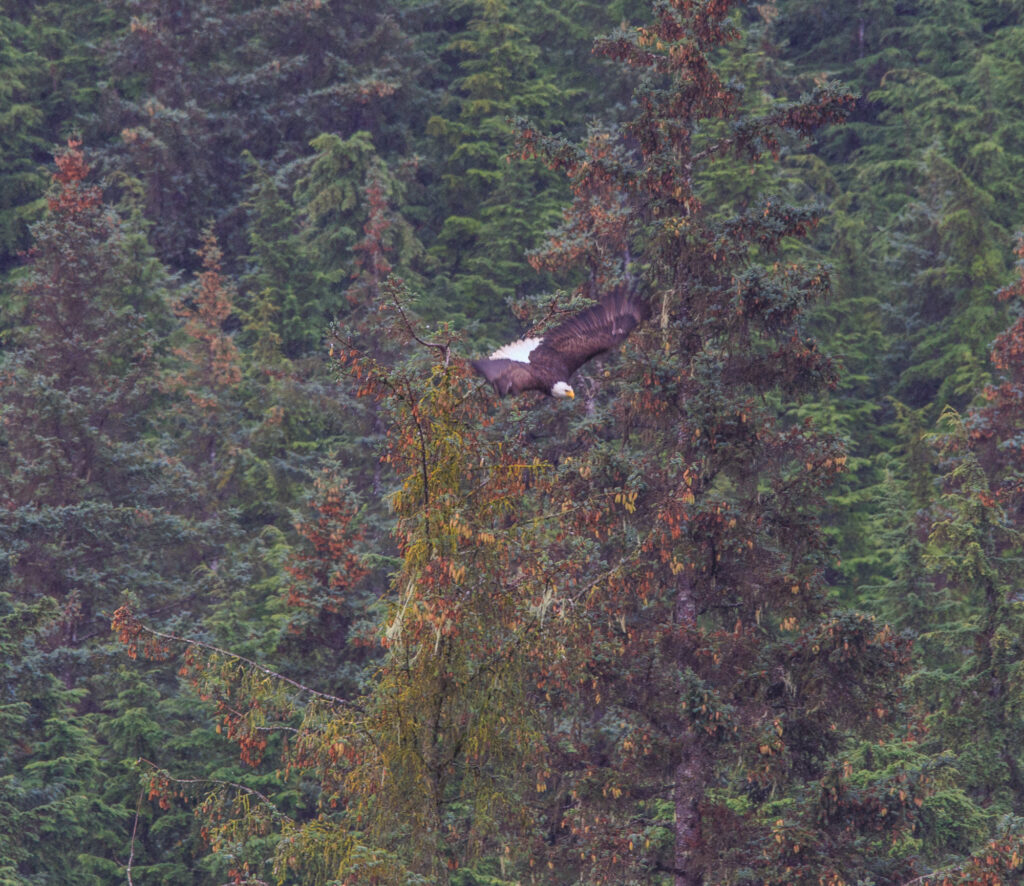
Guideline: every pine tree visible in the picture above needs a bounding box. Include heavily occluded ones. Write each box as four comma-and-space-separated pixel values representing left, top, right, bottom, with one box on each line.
0, 141, 203, 631
0, 1, 120, 269
857, 234, 1024, 883
140, 2, 923, 882
0, 593, 116, 883
920, 232, 1024, 826
422, 0, 571, 328
111, 285, 549, 883
0, 15, 49, 269
771, 1, 1024, 598
921, 412, 1024, 820
514, 2, 919, 882
100, 3, 964, 884
970, 232, 1024, 523
0, 140, 232, 880
163, 226, 243, 478
100, 0, 420, 269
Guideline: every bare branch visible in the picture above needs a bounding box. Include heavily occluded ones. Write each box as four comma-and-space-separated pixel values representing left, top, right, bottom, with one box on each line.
127, 617, 351, 708
125, 787, 143, 886
385, 278, 453, 365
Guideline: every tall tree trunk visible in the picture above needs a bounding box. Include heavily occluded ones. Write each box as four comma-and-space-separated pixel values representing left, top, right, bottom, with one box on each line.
674, 576, 704, 886
674, 745, 705, 886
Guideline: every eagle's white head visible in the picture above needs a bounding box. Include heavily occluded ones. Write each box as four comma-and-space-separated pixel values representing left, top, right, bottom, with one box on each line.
551, 381, 575, 399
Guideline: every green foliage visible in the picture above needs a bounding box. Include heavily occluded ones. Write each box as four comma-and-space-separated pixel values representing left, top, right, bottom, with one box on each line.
109, 286, 553, 883
0, 141, 255, 883
773, 1, 1024, 602
503, 3, 922, 883
4, 1, 1024, 883
0, 17, 48, 269
0, 142, 208, 624
99, 0, 422, 269
884, 409, 1024, 871
0, 1, 120, 270
283, 286, 550, 884
421, 0, 572, 327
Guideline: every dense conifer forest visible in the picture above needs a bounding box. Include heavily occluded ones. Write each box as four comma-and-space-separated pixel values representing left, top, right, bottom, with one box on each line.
2, 0, 1024, 883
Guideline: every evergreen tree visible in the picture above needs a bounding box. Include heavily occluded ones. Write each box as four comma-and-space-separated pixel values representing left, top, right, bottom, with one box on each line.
0, 594, 119, 883
921, 412, 1024, 821
288, 130, 423, 345
515, 2, 919, 881
99, 0, 420, 269
970, 232, 1024, 523
0, 141, 232, 881
163, 226, 244, 478
769, 0, 1024, 596
112, 286, 549, 883
0, 140, 205, 635
0, 15, 49, 270
422, 0, 571, 328
859, 234, 1024, 882
0, 1, 120, 269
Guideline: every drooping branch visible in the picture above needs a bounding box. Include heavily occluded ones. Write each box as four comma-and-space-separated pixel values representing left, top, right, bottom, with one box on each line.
111, 606, 352, 708
136, 757, 280, 809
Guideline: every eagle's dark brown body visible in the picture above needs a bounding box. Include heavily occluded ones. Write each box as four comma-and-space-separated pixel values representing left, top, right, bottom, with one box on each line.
471, 292, 647, 398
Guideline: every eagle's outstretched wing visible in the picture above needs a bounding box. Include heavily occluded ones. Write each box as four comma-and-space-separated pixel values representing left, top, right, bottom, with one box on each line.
535, 291, 647, 377
470, 289, 647, 398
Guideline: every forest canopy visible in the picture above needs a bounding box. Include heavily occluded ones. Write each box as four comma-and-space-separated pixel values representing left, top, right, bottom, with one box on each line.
2, 1, 1024, 884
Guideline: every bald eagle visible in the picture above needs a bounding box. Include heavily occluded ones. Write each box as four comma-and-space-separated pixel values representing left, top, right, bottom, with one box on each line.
471, 292, 646, 399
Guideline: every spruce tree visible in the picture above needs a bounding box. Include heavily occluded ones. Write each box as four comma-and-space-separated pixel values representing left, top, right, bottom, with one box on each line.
422, 0, 571, 328
772, 1, 1024, 595
112, 288, 551, 884
0, 1, 120, 269
0, 141, 202, 635
515, 2, 919, 881
99, 0, 421, 269
0, 141, 230, 880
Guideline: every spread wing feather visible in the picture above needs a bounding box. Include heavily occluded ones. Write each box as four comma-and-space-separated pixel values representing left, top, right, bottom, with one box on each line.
470, 289, 647, 397
535, 291, 647, 377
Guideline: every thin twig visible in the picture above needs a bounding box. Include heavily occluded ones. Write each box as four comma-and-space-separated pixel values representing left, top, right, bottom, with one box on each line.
132, 621, 350, 707
386, 281, 452, 365
126, 786, 143, 886
406, 379, 431, 508
137, 758, 278, 809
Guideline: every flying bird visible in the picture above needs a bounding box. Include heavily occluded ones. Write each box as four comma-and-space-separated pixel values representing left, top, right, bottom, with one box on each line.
471, 291, 646, 399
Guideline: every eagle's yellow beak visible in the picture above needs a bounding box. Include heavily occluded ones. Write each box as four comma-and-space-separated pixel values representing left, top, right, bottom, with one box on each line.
566, 389, 575, 399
